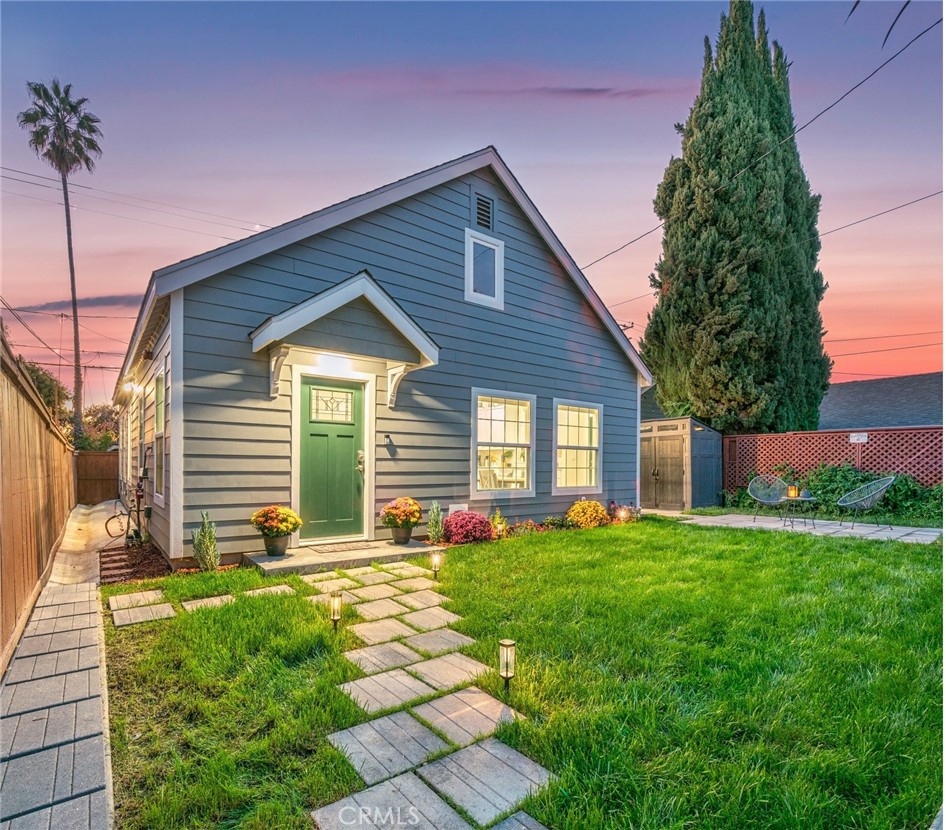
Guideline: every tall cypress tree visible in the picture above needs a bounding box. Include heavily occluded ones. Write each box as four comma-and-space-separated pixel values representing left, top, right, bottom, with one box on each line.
641, 1, 830, 433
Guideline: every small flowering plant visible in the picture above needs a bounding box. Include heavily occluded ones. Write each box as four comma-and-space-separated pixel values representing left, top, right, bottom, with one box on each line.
250, 505, 303, 538
380, 497, 423, 529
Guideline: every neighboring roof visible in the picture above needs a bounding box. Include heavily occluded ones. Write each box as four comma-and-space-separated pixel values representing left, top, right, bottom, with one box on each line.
116, 146, 650, 398
641, 386, 666, 420
817, 372, 942, 430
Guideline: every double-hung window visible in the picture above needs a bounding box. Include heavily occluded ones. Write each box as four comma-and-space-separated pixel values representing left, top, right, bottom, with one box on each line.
153, 366, 166, 506
464, 228, 504, 310
553, 400, 603, 494
472, 389, 535, 497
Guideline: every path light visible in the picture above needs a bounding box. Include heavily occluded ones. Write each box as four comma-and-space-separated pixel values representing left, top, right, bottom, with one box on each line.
499, 639, 516, 691
330, 591, 343, 632
431, 550, 442, 581
617, 507, 630, 522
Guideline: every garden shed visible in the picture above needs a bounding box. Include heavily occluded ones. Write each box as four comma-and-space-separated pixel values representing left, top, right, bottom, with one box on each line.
640, 417, 722, 510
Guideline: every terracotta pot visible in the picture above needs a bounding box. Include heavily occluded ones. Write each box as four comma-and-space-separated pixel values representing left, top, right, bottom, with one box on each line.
391, 526, 414, 545
263, 535, 290, 556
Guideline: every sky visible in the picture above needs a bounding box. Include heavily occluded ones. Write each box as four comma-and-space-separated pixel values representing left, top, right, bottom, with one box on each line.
1, 0, 942, 407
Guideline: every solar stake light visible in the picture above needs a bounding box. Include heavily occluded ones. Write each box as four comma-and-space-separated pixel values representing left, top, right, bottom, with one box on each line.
618, 507, 630, 522
330, 591, 343, 632
499, 639, 516, 691
431, 550, 442, 580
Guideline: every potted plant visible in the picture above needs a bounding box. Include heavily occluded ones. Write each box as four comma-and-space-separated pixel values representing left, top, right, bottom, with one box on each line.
250, 505, 303, 556
380, 497, 423, 544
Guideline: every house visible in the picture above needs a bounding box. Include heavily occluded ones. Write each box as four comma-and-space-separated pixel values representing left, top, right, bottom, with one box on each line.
114, 147, 652, 564
816, 372, 942, 430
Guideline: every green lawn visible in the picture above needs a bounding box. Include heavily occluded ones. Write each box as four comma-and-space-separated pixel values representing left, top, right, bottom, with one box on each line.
103, 520, 942, 829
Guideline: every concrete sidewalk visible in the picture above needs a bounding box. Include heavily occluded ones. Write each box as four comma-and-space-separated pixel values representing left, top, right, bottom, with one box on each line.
1, 502, 114, 830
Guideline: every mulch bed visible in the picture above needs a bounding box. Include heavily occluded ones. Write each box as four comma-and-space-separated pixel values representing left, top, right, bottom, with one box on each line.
99, 542, 172, 584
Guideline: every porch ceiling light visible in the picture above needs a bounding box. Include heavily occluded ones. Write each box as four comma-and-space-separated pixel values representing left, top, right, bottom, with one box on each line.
499, 639, 516, 691
431, 550, 442, 581
330, 591, 343, 632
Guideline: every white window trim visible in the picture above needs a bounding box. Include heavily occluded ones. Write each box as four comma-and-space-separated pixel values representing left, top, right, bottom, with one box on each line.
470, 387, 536, 500
153, 364, 167, 508
153, 434, 166, 508
552, 398, 604, 496
464, 228, 504, 311
154, 369, 165, 436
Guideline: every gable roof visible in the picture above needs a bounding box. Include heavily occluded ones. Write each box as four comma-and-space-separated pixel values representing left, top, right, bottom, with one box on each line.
817, 372, 942, 430
124, 146, 649, 386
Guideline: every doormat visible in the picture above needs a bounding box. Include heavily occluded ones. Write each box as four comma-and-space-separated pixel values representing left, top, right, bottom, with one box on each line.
305, 542, 374, 553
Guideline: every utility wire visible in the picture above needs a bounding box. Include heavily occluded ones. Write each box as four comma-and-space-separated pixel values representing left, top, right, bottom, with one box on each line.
824, 329, 941, 343
831, 341, 941, 358
584, 15, 942, 271
28, 359, 122, 371
8, 342, 127, 357
1, 166, 271, 229
605, 189, 942, 310
10, 307, 138, 320
2, 188, 240, 241
0, 296, 68, 361
2, 173, 263, 232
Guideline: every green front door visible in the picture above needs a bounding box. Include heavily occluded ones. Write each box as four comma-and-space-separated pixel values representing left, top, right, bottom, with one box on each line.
300, 378, 365, 540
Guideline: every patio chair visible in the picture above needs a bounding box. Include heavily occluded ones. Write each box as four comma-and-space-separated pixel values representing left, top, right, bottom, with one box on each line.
747, 474, 788, 522
836, 476, 895, 529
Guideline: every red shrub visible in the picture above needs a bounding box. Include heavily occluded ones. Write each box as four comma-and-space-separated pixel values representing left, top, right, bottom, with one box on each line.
443, 511, 494, 545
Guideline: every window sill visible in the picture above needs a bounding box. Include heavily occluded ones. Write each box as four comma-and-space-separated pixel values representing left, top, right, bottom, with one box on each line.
153, 493, 166, 509
551, 485, 603, 497
470, 489, 536, 500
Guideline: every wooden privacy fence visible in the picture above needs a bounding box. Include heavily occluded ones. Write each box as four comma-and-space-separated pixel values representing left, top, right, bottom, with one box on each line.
723, 426, 943, 491
0, 335, 76, 672
77, 451, 119, 505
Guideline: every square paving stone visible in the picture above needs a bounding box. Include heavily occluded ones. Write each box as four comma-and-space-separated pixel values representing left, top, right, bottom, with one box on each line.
16, 629, 97, 658
409, 654, 488, 691
25, 613, 98, 637
404, 628, 475, 656
312, 772, 471, 830
395, 590, 447, 611
181, 595, 234, 612
244, 584, 295, 597
327, 710, 449, 785
390, 577, 436, 592
107, 590, 162, 611
356, 599, 412, 621
307, 591, 360, 607
340, 669, 438, 714
314, 578, 360, 593
412, 688, 521, 746
350, 584, 402, 601
2, 697, 103, 758
351, 619, 416, 646
112, 604, 175, 627
350, 570, 397, 585
382, 564, 434, 578
400, 607, 461, 632
493, 811, 549, 830
344, 642, 423, 675
417, 738, 552, 826
301, 571, 341, 585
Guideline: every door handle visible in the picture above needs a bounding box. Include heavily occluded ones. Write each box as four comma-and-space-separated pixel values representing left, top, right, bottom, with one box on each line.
356, 450, 365, 474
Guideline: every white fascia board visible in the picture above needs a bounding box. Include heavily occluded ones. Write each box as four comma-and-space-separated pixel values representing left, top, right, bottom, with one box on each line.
112, 279, 157, 404
250, 271, 439, 367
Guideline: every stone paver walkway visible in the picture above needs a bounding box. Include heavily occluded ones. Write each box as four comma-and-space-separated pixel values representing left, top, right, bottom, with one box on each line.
0, 502, 113, 830
655, 510, 943, 543
316, 559, 550, 830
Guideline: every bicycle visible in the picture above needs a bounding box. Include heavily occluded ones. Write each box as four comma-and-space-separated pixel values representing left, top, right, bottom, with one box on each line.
106, 496, 141, 541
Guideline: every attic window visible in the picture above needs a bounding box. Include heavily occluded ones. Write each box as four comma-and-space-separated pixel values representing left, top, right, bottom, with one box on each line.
475, 194, 494, 231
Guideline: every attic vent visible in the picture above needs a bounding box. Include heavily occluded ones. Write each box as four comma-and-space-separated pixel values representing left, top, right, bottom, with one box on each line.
475, 194, 493, 230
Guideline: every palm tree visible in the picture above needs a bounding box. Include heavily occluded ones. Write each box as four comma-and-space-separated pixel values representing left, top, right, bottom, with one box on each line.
17, 79, 103, 445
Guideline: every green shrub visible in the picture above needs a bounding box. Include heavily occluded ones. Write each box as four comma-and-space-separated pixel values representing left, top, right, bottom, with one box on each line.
543, 514, 576, 531
426, 501, 444, 544
191, 511, 220, 571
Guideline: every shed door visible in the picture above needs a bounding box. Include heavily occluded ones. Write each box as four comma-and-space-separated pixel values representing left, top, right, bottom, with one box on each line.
640, 436, 657, 508
300, 379, 365, 539
656, 436, 685, 510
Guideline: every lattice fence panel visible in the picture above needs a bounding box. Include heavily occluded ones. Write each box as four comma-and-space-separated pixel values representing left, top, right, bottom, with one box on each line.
724, 427, 943, 490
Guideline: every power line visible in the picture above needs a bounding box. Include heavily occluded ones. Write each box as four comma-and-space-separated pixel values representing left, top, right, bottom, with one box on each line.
584, 15, 942, 271
2, 188, 240, 241
27, 360, 122, 371
0, 296, 67, 361
8, 342, 127, 357
1, 173, 263, 232
831, 341, 941, 358
10, 307, 138, 320
1, 166, 272, 229
824, 329, 942, 343
605, 188, 942, 310
77, 320, 131, 346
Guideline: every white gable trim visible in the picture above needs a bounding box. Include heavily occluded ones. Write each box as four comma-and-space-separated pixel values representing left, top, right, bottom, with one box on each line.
149, 146, 650, 384
250, 270, 439, 406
